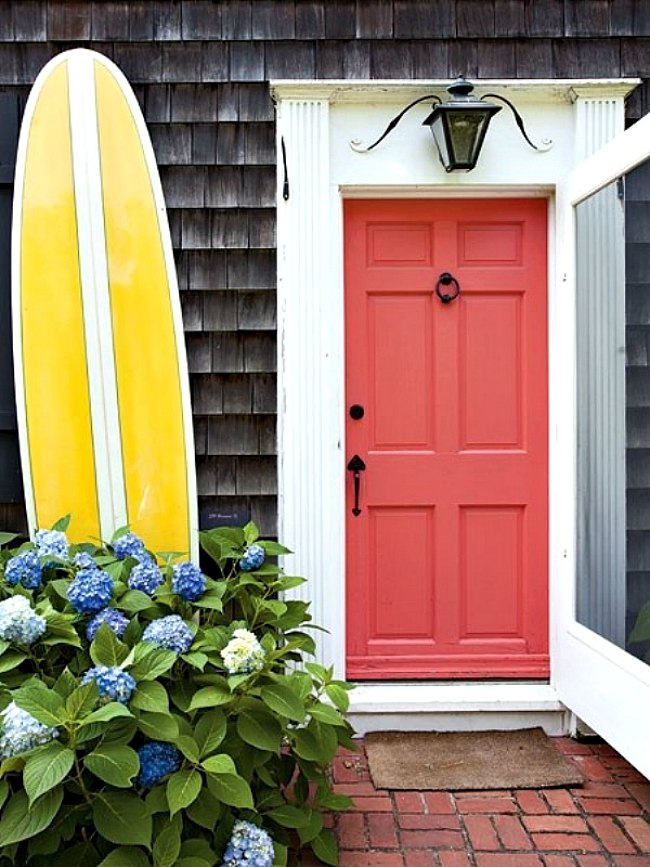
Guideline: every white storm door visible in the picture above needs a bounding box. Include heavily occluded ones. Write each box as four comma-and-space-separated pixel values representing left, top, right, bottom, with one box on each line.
554, 111, 650, 779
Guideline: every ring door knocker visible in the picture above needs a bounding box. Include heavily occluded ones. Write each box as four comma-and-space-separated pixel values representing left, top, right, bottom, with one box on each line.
436, 272, 460, 304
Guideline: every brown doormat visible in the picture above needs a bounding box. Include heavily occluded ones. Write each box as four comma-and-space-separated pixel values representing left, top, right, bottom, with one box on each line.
365, 729, 584, 791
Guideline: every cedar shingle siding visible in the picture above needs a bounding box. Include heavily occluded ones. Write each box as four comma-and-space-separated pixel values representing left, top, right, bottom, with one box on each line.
3, 0, 650, 536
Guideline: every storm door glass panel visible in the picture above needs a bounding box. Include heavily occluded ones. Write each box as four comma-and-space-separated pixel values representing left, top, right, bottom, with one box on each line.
576, 178, 626, 647
576, 158, 650, 666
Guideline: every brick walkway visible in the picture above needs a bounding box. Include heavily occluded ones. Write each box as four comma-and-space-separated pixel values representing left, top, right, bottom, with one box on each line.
293, 737, 650, 866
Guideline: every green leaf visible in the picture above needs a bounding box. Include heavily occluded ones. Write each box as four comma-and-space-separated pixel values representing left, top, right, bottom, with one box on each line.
131, 681, 170, 714
267, 804, 312, 829
261, 683, 306, 722
80, 702, 133, 727
13, 684, 66, 727
297, 809, 323, 845
53, 667, 78, 699
201, 753, 237, 775
136, 712, 179, 742
273, 842, 289, 867
192, 594, 224, 611
0, 779, 9, 811
236, 709, 283, 752
294, 720, 338, 765
198, 534, 224, 568
630, 601, 650, 643
51, 515, 71, 532
170, 679, 195, 712
98, 848, 151, 867
129, 647, 177, 681
118, 590, 156, 613
93, 791, 152, 849
311, 828, 338, 866
176, 736, 200, 764
308, 703, 346, 727
145, 786, 168, 814
317, 790, 353, 810
90, 623, 130, 667
243, 521, 259, 544
153, 823, 181, 867
0, 532, 19, 547
66, 682, 100, 720
166, 769, 202, 816
205, 773, 254, 808
0, 787, 63, 846
0, 651, 27, 672
23, 743, 74, 806
259, 540, 292, 555
185, 789, 222, 830
194, 710, 227, 758
84, 744, 140, 788
176, 860, 211, 867
276, 576, 306, 591
305, 662, 329, 681
188, 685, 231, 710
325, 683, 350, 713
181, 651, 209, 669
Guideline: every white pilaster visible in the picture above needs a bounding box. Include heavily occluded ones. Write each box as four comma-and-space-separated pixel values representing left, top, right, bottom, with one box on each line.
276, 99, 345, 672
573, 89, 625, 159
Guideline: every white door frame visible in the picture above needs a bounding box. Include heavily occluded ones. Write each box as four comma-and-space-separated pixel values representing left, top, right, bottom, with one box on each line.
273, 79, 637, 728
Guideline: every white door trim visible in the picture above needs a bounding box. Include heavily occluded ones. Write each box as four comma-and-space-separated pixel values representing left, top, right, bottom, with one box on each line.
275, 80, 635, 723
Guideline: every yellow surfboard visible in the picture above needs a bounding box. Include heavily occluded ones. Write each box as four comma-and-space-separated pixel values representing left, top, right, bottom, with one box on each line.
12, 49, 197, 560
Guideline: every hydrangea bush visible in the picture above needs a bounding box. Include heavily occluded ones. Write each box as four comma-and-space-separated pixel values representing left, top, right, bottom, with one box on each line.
0, 518, 354, 867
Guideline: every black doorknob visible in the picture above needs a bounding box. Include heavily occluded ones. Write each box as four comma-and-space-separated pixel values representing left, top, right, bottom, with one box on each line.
349, 404, 365, 420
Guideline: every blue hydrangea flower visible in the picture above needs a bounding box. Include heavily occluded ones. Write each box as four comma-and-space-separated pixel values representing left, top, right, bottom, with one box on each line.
0, 702, 59, 760
142, 615, 193, 654
221, 628, 265, 675
67, 567, 113, 614
34, 529, 69, 562
81, 665, 136, 705
5, 551, 43, 590
86, 607, 129, 642
221, 820, 274, 867
128, 556, 163, 595
171, 562, 206, 601
112, 532, 147, 561
73, 552, 96, 569
0, 596, 46, 645
137, 741, 182, 788
239, 544, 265, 572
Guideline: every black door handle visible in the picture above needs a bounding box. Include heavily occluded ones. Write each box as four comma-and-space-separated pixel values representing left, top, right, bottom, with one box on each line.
347, 454, 366, 516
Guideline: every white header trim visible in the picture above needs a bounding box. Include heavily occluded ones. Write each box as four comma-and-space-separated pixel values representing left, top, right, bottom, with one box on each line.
272, 78, 639, 103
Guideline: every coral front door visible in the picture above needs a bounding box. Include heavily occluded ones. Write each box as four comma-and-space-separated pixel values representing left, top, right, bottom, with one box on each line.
345, 199, 548, 680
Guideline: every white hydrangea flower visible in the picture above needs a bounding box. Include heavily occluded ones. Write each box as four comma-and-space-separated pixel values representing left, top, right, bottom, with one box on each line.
220, 628, 265, 675
0, 595, 46, 645
0, 702, 59, 760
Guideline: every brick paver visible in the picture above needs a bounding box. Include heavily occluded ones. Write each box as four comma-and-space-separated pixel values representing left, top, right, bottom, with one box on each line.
290, 737, 650, 865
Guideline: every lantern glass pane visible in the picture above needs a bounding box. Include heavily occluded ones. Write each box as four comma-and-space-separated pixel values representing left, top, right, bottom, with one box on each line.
446, 111, 487, 166
430, 115, 450, 167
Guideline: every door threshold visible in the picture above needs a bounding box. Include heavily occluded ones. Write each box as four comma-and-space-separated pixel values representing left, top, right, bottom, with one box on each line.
347, 681, 569, 736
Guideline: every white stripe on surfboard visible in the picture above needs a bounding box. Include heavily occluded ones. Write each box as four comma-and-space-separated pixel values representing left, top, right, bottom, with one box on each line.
90, 52, 199, 562
68, 51, 128, 541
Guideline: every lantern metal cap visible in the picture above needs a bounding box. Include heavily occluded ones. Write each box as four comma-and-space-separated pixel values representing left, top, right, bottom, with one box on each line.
421, 78, 502, 127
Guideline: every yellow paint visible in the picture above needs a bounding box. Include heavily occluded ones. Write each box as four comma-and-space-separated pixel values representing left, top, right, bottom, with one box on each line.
20, 62, 100, 541
95, 62, 190, 556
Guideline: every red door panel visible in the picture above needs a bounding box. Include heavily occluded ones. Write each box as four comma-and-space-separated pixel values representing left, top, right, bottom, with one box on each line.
345, 199, 548, 680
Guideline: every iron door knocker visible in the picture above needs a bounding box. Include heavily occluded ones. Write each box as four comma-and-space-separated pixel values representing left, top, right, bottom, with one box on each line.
436, 272, 460, 304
